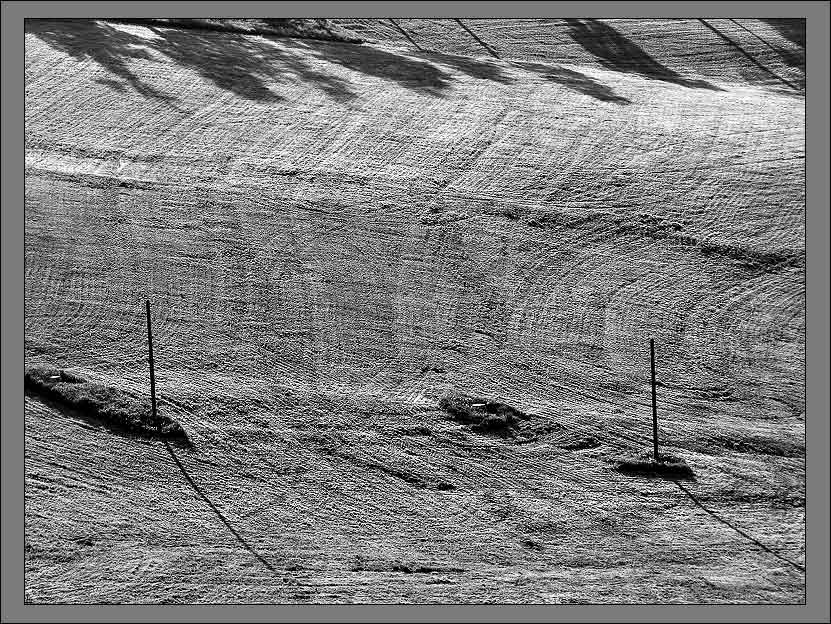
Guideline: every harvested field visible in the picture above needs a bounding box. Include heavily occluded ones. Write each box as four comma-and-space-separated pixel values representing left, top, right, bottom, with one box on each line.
24, 18, 804, 604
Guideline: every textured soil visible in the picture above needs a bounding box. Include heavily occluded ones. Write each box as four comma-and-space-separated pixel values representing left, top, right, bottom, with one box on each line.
24, 19, 804, 603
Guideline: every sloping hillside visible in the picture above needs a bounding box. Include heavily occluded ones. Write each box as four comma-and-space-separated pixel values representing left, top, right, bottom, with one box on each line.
24, 19, 804, 603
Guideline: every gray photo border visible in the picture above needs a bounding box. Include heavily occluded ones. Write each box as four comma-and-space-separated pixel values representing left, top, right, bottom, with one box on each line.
3, 1, 828, 622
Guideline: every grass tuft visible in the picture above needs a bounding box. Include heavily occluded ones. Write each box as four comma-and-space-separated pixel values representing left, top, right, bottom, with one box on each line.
25, 367, 188, 442
614, 452, 695, 480
439, 391, 530, 436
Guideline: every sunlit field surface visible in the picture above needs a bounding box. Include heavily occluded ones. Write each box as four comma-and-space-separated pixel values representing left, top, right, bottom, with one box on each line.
25, 18, 804, 604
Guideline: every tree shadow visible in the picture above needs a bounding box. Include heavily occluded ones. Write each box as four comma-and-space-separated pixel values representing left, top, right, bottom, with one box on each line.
563, 18, 723, 91
148, 26, 335, 103
754, 19, 805, 72
515, 60, 631, 104
697, 18, 803, 94
26, 18, 456, 104
95, 78, 128, 92
294, 38, 453, 96
412, 50, 514, 84
27, 19, 633, 107
760, 18, 805, 49
25, 19, 180, 103
412, 48, 631, 104
26, 19, 353, 104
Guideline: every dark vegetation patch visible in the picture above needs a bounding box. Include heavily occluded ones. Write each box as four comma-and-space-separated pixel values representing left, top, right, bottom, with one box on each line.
398, 425, 433, 436
438, 339, 469, 354
439, 392, 531, 437
560, 209, 805, 273
505, 421, 569, 445
522, 207, 802, 274
614, 213, 689, 239
719, 435, 804, 458
352, 555, 465, 574
633, 213, 685, 233
618, 215, 803, 271
697, 240, 804, 272
25, 367, 188, 443
718, 491, 805, 508
613, 453, 695, 480
558, 436, 602, 451
501, 206, 522, 220
420, 210, 471, 226
530, 422, 568, 435
528, 210, 607, 230
522, 538, 544, 551
392, 563, 466, 574
419, 365, 447, 376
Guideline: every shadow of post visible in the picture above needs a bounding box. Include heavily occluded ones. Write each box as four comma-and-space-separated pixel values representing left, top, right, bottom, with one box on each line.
674, 480, 805, 573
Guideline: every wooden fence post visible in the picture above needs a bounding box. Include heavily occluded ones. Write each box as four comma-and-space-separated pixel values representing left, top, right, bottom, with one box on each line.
650, 338, 660, 462
146, 300, 158, 426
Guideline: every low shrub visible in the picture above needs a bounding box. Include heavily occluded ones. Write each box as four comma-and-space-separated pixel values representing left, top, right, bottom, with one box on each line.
559, 436, 601, 450
439, 392, 530, 436
614, 452, 695, 480
24, 367, 187, 442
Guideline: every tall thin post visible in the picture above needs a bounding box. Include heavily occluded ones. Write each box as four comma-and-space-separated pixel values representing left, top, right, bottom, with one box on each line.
146, 300, 158, 426
650, 338, 659, 462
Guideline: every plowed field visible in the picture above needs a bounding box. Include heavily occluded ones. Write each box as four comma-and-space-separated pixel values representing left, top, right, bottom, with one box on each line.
24, 18, 805, 603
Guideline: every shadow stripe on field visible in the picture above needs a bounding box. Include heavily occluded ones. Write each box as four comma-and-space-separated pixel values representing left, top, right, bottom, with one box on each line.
162, 439, 278, 573
674, 480, 805, 573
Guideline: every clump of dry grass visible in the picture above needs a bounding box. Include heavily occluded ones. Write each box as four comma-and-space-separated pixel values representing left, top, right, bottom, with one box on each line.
439, 391, 530, 436
352, 554, 465, 575
24, 367, 187, 442
614, 452, 695, 480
